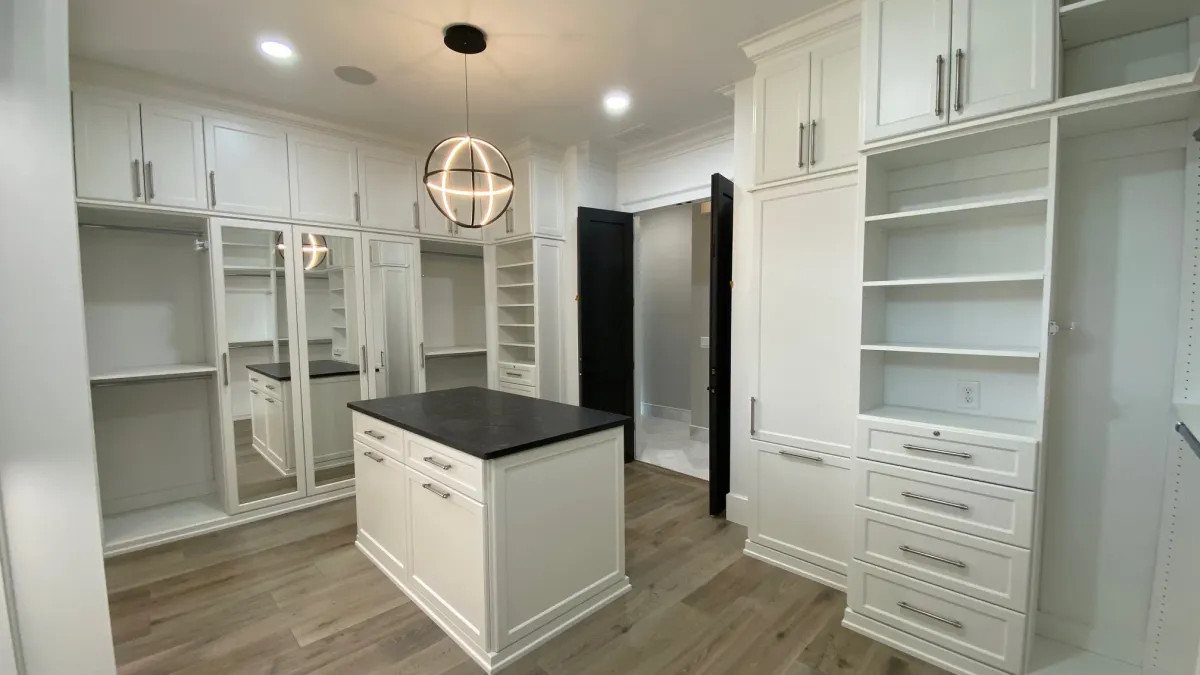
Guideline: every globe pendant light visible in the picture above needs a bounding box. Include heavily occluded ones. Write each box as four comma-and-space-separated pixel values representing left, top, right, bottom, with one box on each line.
424, 24, 514, 229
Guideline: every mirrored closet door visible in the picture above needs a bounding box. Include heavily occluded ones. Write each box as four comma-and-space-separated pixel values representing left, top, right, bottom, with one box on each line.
211, 218, 303, 511
291, 226, 369, 493
363, 233, 423, 398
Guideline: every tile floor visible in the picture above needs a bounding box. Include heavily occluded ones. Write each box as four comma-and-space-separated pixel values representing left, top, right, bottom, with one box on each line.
636, 415, 710, 481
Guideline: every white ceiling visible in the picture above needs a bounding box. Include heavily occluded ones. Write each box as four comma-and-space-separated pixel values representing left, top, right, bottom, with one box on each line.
68, 0, 835, 150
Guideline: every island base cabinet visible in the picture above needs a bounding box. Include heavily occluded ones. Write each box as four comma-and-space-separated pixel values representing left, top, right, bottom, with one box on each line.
354, 442, 408, 580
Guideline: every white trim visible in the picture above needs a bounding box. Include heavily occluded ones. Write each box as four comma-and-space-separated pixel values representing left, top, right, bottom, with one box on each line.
641, 403, 691, 424
725, 492, 749, 526
739, 0, 860, 64
689, 425, 709, 442
621, 185, 712, 214
743, 541, 846, 591
617, 116, 735, 171
748, 165, 859, 193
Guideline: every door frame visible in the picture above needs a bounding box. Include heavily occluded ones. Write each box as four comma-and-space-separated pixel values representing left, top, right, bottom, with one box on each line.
359, 232, 425, 398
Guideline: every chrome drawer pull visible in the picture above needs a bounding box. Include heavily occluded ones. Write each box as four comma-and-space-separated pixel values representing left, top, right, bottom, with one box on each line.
899, 545, 967, 569
902, 443, 972, 459
250, 377, 260, 383
505, 371, 522, 378
363, 430, 386, 440
363, 451, 385, 463
901, 491, 970, 511
423, 456, 452, 471
779, 450, 823, 463
264, 397, 275, 403
422, 483, 451, 499
265, 384, 277, 391
897, 601, 963, 628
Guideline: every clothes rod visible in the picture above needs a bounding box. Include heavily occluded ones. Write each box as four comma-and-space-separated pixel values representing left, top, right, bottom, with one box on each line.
80, 222, 206, 238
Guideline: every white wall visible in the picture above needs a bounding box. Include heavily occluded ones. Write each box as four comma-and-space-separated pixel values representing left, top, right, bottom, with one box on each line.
616, 117, 734, 213
690, 204, 712, 430
638, 205, 694, 413
0, 0, 118, 671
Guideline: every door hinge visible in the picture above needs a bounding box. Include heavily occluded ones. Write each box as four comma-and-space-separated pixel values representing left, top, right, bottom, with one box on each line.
729, 280, 734, 288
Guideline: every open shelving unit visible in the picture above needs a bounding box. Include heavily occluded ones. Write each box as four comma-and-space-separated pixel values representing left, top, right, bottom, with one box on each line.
494, 240, 537, 368
89, 364, 218, 385
420, 240, 489, 391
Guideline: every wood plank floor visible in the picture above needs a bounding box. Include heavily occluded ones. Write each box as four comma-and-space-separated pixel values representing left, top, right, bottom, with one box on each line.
106, 462, 951, 675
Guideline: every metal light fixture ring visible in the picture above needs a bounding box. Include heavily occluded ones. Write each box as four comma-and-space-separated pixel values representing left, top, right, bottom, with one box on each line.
423, 136, 513, 229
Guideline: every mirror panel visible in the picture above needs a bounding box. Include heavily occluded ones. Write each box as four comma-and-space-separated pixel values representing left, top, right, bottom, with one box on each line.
369, 239, 419, 398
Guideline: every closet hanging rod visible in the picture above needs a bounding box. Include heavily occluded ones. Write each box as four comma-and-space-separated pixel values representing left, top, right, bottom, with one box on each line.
80, 222, 206, 238
421, 250, 484, 260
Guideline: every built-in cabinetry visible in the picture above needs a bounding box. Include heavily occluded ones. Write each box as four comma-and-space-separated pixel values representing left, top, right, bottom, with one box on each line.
490, 238, 565, 401
493, 143, 566, 240
420, 241, 489, 391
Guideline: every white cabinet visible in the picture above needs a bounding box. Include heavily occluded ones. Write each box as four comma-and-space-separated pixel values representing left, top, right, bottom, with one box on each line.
358, 148, 419, 232
861, 0, 1052, 142
754, 31, 860, 184
139, 104, 207, 209
422, 188, 485, 240
355, 442, 409, 578
494, 153, 564, 240
288, 132, 360, 226
204, 116, 291, 218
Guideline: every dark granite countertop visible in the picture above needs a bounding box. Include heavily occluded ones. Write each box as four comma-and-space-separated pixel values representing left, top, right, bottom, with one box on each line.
246, 359, 360, 382
348, 386, 629, 460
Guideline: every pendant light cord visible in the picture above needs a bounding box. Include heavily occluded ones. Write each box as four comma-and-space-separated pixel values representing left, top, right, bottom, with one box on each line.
463, 53, 477, 226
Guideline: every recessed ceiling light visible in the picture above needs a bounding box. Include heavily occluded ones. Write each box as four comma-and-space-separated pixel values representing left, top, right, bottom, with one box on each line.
603, 91, 631, 116
259, 40, 294, 60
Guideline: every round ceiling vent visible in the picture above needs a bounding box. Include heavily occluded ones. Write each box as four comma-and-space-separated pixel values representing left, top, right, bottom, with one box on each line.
334, 66, 377, 85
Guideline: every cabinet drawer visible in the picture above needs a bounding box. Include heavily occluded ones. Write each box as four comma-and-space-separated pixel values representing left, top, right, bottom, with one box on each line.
498, 381, 536, 398
854, 508, 1030, 612
857, 418, 1037, 489
854, 461, 1033, 547
352, 412, 404, 461
405, 433, 485, 503
498, 362, 536, 386
752, 443, 852, 575
248, 374, 282, 396
849, 562, 1026, 673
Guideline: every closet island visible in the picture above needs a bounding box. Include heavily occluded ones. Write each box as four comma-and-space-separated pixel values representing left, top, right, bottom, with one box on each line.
347, 386, 630, 673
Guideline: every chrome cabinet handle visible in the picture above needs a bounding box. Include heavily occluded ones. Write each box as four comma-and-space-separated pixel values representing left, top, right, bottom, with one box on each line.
265, 384, 276, 391
423, 456, 452, 471
413, 201, 421, 230
901, 491, 970, 511
797, 123, 806, 168
209, 170, 217, 207
750, 396, 757, 435
222, 352, 229, 386
506, 208, 514, 234
420, 342, 426, 368
809, 120, 817, 166
902, 443, 972, 459
953, 48, 965, 113
145, 161, 155, 200
361, 345, 367, 373
422, 483, 451, 499
354, 191, 361, 223
363, 430, 386, 440
897, 601, 963, 628
132, 159, 143, 199
505, 371, 522, 378
780, 450, 824, 463
899, 545, 967, 568
364, 450, 385, 463
250, 377, 259, 383
934, 55, 945, 117
264, 397, 276, 403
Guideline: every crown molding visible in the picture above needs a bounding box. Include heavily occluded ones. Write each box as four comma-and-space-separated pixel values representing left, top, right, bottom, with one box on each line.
715, 83, 737, 99
617, 115, 735, 171
739, 0, 860, 64
508, 137, 566, 160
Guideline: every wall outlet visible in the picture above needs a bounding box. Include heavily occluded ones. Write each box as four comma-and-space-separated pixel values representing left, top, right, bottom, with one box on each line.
958, 381, 981, 409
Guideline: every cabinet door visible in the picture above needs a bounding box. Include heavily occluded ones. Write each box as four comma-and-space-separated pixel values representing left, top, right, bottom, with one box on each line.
949, 0, 1053, 122
423, 188, 456, 237
140, 103, 207, 209
359, 148, 418, 232
249, 387, 269, 451
752, 445, 853, 575
530, 158, 565, 238
809, 33, 861, 173
754, 51, 811, 184
288, 133, 360, 226
861, 0, 952, 142
204, 116, 291, 218
406, 469, 487, 647
355, 441, 408, 578
72, 91, 143, 202
265, 391, 291, 472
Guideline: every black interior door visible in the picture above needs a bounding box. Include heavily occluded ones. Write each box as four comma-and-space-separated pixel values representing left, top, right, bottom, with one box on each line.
709, 174, 734, 515
577, 206, 636, 462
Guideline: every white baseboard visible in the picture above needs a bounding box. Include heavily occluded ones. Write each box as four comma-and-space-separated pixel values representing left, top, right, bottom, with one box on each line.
1035, 610, 1143, 667
641, 402, 690, 424
744, 541, 846, 592
725, 492, 749, 526
689, 425, 709, 442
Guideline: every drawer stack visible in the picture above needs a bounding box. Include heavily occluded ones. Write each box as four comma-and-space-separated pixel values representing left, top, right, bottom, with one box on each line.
497, 362, 536, 398
847, 415, 1039, 675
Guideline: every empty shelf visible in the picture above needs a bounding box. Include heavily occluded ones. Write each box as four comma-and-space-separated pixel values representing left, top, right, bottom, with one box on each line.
90, 364, 218, 385
497, 261, 534, 269
861, 342, 1040, 358
103, 495, 226, 554
497, 283, 535, 289
1059, 0, 1200, 49
499, 303, 535, 308
863, 272, 1045, 287
860, 406, 1039, 440
866, 195, 1048, 230
499, 323, 535, 328
426, 345, 487, 357
500, 342, 536, 349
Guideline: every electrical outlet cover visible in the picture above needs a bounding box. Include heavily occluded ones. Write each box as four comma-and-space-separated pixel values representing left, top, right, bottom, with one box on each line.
958, 380, 981, 409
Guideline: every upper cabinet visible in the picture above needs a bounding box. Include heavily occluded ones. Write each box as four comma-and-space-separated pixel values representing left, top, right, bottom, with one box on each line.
861, 0, 1053, 143
494, 151, 564, 241
752, 27, 860, 184
72, 91, 207, 209
204, 116, 291, 218
359, 147, 419, 233
288, 132, 360, 226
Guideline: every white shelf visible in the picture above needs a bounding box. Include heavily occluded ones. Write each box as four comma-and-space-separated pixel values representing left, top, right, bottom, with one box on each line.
103, 495, 226, 553
90, 363, 217, 385
1060, 0, 1200, 49
222, 242, 273, 249
864, 272, 1044, 287
1028, 636, 1139, 675
331, 305, 346, 311
499, 303, 535, 308
224, 265, 285, 273
860, 405, 1039, 441
500, 342, 536, 349
497, 261, 534, 270
332, 325, 347, 332
861, 342, 1040, 358
866, 195, 1048, 230
426, 345, 487, 357
497, 283, 534, 289
499, 323, 535, 328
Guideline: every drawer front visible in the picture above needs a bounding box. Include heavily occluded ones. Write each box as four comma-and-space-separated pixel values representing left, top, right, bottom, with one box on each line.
753, 443, 853, 575
849, 562, 1026, 672
405, 433, 485, 503
854, 461, 1033, 547
857, 419, 1037, 490
352, 412, 405, 461
498, 381, 536, 398
854, 508, 1030, 612
498, 362, 536, 385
